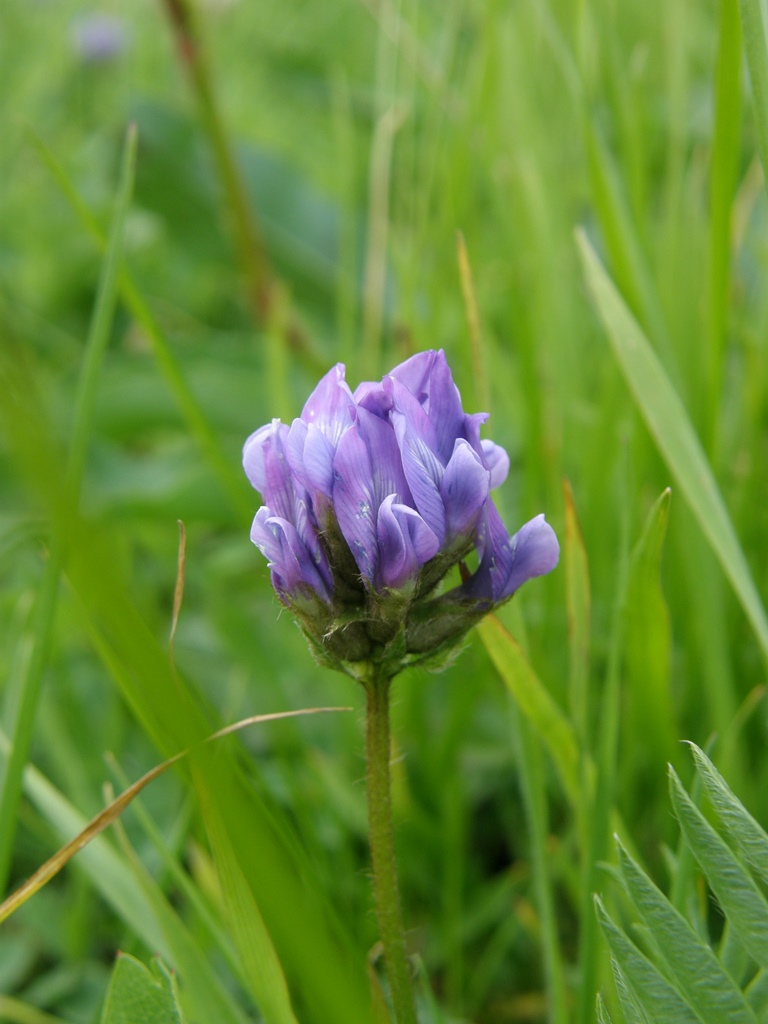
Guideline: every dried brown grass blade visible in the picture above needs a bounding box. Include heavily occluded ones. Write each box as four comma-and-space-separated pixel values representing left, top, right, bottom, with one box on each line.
0, 705, 351, 924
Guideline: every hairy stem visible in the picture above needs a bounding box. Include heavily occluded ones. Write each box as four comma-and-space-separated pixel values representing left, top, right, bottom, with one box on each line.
364, 669, 417, 1024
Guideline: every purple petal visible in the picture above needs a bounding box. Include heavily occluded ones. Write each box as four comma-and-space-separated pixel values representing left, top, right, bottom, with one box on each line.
355, 406, 411, 508
377, 495, 440, 589
286, 418, 337, 496
464, 500, 514, 600
388, 350, 438, 402
441, 440, 490, 542
390, 350, 467, 465
250, 509, 331, 602
293, 496, 333, 592
300, 363, 356, 441
461, 411, 490, 455
353, 380, 393, 418
332, 419, 378, 582
389, 379, 446, 543
481, 440, 510, 489
497, 514, 560, 599
419, 352, 465, 465
243, 419, 296, 520
467, 508, 559, 601
243, 420, 277, 493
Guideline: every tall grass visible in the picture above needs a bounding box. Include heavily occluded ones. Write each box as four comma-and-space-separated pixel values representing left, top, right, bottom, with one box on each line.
1, 0, 768, 1021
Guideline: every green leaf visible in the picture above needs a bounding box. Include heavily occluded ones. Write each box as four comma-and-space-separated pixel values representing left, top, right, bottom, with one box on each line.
576, 230, 768, 667
615, 837, 757, 1023
594, 896, 700, 1023
100, 954, 184, 1024
669, 767, 768, 967
689, 743, 768, 887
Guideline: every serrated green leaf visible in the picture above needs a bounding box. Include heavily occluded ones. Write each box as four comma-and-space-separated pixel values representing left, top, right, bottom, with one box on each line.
610, 956, 652, 1024
669, 767, 768, 967
100, 953, 184, 1024
689, 743, 768, 886
615, 838, 757, 1023
596, 990, 618, 1024
594, 896, 700, 1023
745, 968, 768, 1017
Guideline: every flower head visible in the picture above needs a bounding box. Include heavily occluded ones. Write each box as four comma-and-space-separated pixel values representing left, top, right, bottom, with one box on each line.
244, 351, 559, 676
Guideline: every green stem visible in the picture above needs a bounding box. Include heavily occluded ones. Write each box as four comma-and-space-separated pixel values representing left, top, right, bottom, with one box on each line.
364, 670, 417, 1024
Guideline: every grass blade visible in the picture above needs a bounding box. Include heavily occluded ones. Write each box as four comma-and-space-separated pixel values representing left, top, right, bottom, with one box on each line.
509, 703, 569, 1024
576, 229, 768, 666
199, 782, 300, 1024
623, 489, 674, 769
739, 0, 768, 190
0, 126, 137, 896
706, 0, 742, 446
563, 479, 591, 747
24, 126, 251, 520
477, 616, 581, 806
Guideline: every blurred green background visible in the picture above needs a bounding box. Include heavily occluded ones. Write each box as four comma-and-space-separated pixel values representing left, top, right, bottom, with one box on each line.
2, 0, 768, 1021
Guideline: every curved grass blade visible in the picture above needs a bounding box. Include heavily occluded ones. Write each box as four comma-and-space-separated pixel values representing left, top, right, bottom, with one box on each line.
615, 837, 757, 1023
576, 230, 768, 667
669, 766, 768, 967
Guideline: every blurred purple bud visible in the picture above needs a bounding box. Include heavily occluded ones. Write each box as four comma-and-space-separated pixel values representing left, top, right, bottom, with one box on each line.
71, 14, 128, 63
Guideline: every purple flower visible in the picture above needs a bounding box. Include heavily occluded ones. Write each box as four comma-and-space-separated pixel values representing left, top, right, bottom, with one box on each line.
244, 351, 558, 672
